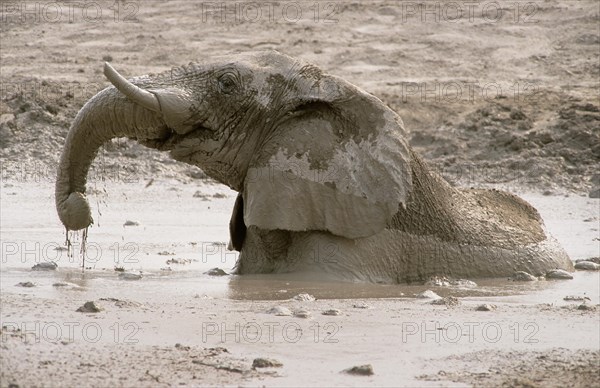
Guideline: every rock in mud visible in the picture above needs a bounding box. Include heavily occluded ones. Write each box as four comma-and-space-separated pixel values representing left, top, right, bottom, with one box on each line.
511, 271, 538, 281
31, 262, 58, 271
424, 277, 477, 288
252, 358, 283, 368
576, 257, 600, 264
577, 303, 597, 311
574, 261, 600, 271
416, 290, 441, 299
546, 269, 574, 279
266, 306, 292, 316
293, 309, 311, 318
16, 281, 35, 287
123, 220, 140, 226
118, 272, 142, 280
322, 309, 342, 316
564, 295, 591, 302
476, 304, 497, 311
76, 301, 102, 313
166, 258, 191, 265
291, 293, 315, 302
431, 296, 460, 306
343, 364, 374, 376
205, 268, 228, 276
424, 276, 450, 287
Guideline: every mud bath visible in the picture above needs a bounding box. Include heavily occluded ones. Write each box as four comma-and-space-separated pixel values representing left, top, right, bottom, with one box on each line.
1, 181, 599, 387
1, 0, 599, 386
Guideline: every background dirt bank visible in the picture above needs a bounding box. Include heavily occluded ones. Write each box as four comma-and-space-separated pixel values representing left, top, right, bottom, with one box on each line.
1, 0, 598, 194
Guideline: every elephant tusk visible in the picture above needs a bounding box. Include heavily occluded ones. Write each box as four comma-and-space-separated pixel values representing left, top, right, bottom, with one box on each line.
103, 62, 161, 112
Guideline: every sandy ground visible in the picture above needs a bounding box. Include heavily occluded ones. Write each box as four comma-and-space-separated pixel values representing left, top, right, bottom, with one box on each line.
1, 0, 599, 387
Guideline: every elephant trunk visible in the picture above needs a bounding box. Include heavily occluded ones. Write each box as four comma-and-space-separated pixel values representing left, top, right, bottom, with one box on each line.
55, 77, 168, 231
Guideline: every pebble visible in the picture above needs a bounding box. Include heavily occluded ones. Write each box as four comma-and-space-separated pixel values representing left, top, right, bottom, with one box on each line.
416, 290, 441, 299
123, 220, 140, 226
291, 293, 315, 302
266, 306, 292, 316
576, 257, 600, 264
476, 304, 497, 311
577, 304, 597, 311
511, 271, 538, 281
252, 358, 283, 368
76, 301, 102, 313
118, 272, 142, 280
574, 261, 600, 271
431, 296, 460, 306
545, 269, 574, 279
16, 281, 35, 287
352, 303, 370, 309
564, 295, 591, 302
31, 262, 58, 271
205, 268, 228, 276
322, 309, 342, 316
293, 309, 311, 318
343, 364, 374, 376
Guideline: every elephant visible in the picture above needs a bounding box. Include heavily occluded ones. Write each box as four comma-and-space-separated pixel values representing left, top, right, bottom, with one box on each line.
55, 50, 572, 283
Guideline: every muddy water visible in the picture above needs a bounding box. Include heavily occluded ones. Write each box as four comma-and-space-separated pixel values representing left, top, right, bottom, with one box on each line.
1, 182, 598, 304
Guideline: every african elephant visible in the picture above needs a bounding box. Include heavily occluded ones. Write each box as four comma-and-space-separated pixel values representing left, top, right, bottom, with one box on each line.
55, 51, 572, 283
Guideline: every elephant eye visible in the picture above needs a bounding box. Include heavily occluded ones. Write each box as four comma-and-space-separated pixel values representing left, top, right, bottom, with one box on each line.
218, 72, 238, 94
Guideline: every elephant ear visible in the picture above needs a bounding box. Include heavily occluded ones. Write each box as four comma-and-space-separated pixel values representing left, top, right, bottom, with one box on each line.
243, 74, 412, 239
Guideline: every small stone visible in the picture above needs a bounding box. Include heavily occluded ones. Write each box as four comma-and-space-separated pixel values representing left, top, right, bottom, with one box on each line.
32, 262, 58, 271
431, 296, 460, 306
416, 290, 440, 299
166, 258, 191, 265
205, 268, 228, 276
252, 358, 283, 368
449, 279, 478, 288
212, 192, 227, 198
102, 54, 113, 62
291, 293, 315, 302
16, 281, 35, 287
576, 257, 600, 264
266, 306, 292, 316
511, 271, 538, 281
123, 220, 139, 226
476, 304, 497, 311
322, 309, 342, 316
424, 276, 450, 287
343, 364, 374, 376
577, 303, 596, 311
574, 261, 600, 271
293, 309, 311, 318
118, 272, 142, 280
76, 301, 102, 313
545, 269, 574, 279
589, 188, 600, 198
352, 303, 370, 309
564, 295, 591, 302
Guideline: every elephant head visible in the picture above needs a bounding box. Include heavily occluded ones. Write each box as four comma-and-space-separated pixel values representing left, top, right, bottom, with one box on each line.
56, 51, 412, 239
